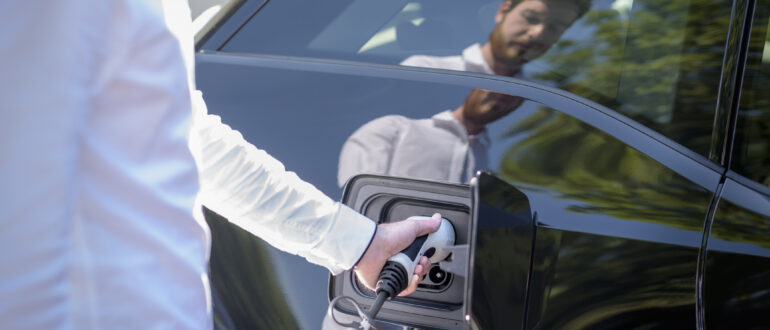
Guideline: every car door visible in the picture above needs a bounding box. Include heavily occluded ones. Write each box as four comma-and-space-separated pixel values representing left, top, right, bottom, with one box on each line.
193, 0, 735, 328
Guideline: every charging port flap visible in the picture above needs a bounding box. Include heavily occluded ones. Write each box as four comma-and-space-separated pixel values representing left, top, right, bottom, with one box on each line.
438, 244, 469, 277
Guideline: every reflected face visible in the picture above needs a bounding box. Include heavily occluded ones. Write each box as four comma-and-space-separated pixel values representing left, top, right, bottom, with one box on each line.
462, 89, 524, 128
489, 0, 580, 67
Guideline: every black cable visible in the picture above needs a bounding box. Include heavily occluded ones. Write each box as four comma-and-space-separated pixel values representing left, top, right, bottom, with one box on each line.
366, 292, 389, 321
328, 294, 387, 330
328, 296, 366, 329
330, 261, 410, 329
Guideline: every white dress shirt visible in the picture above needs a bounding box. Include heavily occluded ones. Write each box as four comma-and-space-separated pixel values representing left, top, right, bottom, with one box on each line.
0, 1, 374, 329
338, 111, 490, 187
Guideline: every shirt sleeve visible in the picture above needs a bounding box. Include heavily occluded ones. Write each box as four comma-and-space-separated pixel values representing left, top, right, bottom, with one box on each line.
338, 115, 408, 187
189, 92, 375, 274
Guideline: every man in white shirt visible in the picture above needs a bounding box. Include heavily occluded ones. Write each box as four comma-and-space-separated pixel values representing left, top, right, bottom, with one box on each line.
0, 1, 434, 328
338, 0, 588, 186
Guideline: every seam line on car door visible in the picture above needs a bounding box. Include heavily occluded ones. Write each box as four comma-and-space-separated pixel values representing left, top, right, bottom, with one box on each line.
695, 174, 726, 330
697, 7, 756, 323
521, 211, 538, 329
698, 1, 755, 324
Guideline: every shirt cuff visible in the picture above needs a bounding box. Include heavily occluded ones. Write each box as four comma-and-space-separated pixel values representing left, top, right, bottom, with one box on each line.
316, 204, 376, 275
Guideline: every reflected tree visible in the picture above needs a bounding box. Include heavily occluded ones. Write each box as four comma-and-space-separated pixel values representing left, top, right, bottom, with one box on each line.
531, 229, 696, 329
482, 0, 770, 326
493, 0, 736, 230
498, 109, 709, 232
496, 0, 770, 247
532, 0, 731, 155
733, 4, 770, 186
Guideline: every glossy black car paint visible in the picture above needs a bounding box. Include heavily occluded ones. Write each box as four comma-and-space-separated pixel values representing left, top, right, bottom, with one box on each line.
194, 0, 770, 328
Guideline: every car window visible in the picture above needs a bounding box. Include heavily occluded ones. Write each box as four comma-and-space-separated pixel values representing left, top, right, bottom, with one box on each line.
733, 0, 770, 188
223, 0, 731, 157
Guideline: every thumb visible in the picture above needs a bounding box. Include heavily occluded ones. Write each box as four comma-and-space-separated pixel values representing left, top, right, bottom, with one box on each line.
408, 213, 442, 237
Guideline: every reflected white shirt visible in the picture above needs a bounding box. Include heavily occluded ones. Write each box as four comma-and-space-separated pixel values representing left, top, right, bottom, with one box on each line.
400, 43, 494, 75
338, 111, 490, 187
0, 1, 374, 329
337, 43, 496, 187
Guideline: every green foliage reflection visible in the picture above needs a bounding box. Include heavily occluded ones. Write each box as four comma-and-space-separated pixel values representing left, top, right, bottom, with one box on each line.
532, 229, 696, 328
494, 0, 736, 230
532, 0, 731, 156
734, 4, 770, 186
498, 109, 709, 232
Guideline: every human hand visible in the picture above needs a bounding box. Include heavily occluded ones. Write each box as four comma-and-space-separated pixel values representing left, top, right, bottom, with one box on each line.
354, 213, 442, 297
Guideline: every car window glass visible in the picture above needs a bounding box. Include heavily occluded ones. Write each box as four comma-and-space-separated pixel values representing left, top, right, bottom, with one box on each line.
733, 0, 770, 188
224, 0, 731, 156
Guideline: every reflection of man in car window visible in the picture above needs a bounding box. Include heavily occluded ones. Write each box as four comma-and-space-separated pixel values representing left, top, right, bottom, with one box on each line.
338, 89, 523, 186
402, 0, 590, 76
337, 0, 590, 187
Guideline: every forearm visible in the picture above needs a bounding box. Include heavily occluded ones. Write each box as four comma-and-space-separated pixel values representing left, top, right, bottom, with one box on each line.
189, 93, 375, 273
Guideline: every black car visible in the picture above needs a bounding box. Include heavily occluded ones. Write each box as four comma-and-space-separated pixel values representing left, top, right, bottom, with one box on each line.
191, 0, 770, 328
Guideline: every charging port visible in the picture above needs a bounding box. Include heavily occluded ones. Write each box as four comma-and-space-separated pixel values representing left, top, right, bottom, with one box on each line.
418, 264, 453, 292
